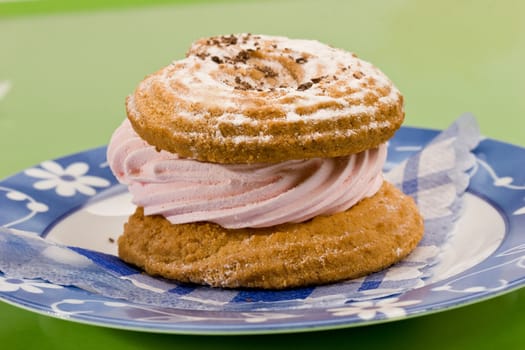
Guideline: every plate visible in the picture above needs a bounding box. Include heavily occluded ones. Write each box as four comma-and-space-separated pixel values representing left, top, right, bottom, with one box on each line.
0, 126, 524, 334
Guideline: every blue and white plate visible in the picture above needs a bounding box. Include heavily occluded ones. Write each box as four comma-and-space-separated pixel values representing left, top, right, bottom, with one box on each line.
0, 126, 524, 334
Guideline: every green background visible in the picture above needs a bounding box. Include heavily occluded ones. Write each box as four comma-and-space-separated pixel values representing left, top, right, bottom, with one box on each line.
0, 0, 524, 348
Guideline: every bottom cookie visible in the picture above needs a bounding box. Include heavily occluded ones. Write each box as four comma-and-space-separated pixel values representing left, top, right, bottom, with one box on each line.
118, 181, 424, 289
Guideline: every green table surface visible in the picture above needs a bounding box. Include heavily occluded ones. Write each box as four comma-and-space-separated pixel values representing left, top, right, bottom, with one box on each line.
1, 0, 524, 348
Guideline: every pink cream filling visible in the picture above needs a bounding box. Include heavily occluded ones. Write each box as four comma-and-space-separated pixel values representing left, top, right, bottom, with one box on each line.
107, 120, 387, 229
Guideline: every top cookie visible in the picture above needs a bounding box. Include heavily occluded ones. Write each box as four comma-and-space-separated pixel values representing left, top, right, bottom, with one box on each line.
126, 34, 404, 164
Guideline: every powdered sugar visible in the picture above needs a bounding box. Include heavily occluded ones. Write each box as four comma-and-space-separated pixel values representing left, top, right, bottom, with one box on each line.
128, 34, 402, 127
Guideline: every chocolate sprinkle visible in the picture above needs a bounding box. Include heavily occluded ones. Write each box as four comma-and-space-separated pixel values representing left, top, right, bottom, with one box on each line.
353, 71, 364, 79
195, 52, 208, 60
256, 65, 278, 78
295, 57, 307, 64
221, 34, 238, 46
234, 50, 251, 63
211, 56, 223, 64
234, 76, 253, 90
297, 81, 313, 91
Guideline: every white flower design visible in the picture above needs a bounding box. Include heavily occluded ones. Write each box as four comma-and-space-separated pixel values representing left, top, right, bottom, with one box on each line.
0, 186, 49, 227
4, 189, 49, 213
475, 158, 525, 190
327, 297, 420, 321
25, 161, 110, 197
0, 276, 62, 294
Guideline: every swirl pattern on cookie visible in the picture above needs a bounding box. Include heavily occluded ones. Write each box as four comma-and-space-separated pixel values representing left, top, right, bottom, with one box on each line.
127, 33, 404, 163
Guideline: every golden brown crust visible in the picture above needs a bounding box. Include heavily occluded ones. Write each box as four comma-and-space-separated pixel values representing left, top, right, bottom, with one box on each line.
126, 34, 404, 163
118, 182, 424, 289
